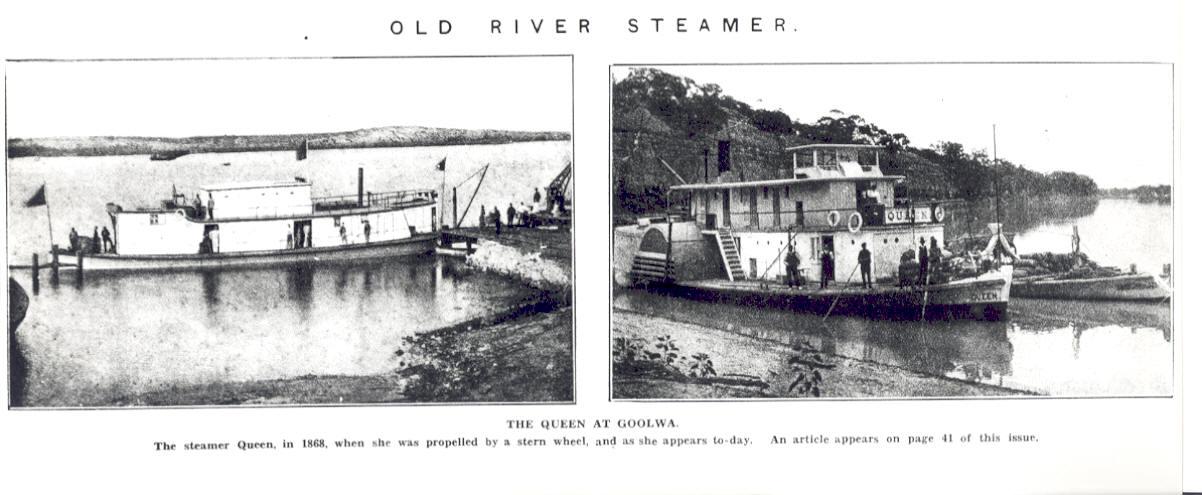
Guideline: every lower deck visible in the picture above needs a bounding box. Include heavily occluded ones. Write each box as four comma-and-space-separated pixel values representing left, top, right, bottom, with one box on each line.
649, 266, 1012, 321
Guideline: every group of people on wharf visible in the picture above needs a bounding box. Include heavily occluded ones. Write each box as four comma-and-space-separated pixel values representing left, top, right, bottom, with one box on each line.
67, 226, 112, 255
477, 187, 561, 238
779, 236, 944, 291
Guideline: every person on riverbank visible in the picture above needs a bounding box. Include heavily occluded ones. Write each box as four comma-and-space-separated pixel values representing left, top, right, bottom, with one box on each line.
918, 237, 929, 286
101, 226, 112, 253
858, 243, 873, 289
821, 247, 834, 289
784, 244, 801, 289
506, 203, 516, 228
479, 205, 486, 233
492, 207, 502, 238
533, 188, 542, 207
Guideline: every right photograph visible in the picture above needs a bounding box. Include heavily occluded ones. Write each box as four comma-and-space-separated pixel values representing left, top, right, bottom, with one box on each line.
610, 63, 1173, 400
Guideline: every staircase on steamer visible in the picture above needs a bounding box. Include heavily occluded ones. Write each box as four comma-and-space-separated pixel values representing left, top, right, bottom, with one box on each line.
716, 228, 746, 281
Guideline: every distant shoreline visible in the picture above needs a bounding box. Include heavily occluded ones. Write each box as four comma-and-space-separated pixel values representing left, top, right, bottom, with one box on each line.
6, 125, 571, 159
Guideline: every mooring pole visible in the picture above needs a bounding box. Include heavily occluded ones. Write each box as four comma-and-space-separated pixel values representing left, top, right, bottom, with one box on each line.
452, 188, 458, 230
76, 250, 84, 283
50, 245, 60, 284
31, 253, 40, 293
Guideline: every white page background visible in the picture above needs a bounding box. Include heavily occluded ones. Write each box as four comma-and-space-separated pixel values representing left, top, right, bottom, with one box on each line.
2, 1, 1195, 493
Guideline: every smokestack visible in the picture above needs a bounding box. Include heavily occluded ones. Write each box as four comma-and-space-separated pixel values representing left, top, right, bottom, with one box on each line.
358, 168, 364, 207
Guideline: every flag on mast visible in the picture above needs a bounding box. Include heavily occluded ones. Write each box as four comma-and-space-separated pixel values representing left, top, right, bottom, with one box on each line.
24, 185, 47, 208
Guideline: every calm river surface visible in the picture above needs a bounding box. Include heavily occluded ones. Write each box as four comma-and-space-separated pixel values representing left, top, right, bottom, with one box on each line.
7, 142, 566, 407
617, 197, 1172, 397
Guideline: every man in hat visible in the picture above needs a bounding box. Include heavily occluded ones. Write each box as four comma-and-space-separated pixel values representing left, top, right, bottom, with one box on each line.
858, 243, 873, 289
784, 243, 801, 289
917, 237, 929, 286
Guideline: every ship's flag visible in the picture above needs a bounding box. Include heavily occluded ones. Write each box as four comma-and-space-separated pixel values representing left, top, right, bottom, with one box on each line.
24, 185, 47, 208
436, 157, 446, 171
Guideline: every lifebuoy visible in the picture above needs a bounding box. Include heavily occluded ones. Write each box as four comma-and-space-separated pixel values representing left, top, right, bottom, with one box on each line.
827, 210, 841, 227
932, 204, 945, 223
848, 212, 863, 233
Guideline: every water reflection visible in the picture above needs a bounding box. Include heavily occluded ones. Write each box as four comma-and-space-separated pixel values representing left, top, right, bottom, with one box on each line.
12, 256, 541, 407
614, 289, 1170, 396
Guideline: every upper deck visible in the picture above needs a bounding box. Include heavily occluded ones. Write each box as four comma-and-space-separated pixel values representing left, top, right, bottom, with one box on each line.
121, 181, 436, 223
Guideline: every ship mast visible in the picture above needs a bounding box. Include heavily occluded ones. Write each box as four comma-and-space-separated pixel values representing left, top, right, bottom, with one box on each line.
992, 124, 1002, 234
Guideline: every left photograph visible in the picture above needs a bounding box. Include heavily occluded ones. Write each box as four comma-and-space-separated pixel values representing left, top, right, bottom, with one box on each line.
6, 56, 574, 407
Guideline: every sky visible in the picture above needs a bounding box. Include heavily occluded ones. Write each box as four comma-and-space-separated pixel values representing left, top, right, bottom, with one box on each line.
6, 56, 572, 138
614, 64, 1173, 188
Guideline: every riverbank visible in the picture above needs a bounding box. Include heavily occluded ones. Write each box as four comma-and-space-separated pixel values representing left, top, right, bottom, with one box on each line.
612, 308, 1029, 399
108, 305, 572, 406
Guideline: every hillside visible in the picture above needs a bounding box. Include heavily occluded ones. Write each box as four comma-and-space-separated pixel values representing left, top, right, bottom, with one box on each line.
612, 68, 1096, 217
7, 126, 571, 158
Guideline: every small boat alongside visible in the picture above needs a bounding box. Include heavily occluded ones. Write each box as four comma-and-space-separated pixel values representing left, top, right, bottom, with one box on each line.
1011, 267, 1171, 302
69, 169, 440, 272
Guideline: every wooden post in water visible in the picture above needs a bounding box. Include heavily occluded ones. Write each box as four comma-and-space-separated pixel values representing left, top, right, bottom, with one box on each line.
31, 253, 40, 293
76, 250, 84, 283
50, 245, 60, 284
452, 187, 458, 230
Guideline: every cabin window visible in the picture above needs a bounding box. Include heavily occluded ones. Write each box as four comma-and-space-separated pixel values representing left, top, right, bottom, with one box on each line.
748, 258, 757, 279
762, 187, 768, 199
810, 237, 821, 260
818, 150, 839, 170
149, 213, 159, 225
784, 186, 790, 198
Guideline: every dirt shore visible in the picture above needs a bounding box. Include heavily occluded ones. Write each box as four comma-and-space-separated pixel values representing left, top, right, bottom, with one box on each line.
115, 306, 572, 406
612, 309, 1030, 399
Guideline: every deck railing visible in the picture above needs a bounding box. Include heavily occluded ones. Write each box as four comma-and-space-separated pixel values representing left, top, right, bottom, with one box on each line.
312, 189, 437, 213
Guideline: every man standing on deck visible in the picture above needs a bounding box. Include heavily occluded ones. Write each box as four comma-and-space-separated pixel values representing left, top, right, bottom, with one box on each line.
784, 244, 801, 289
917, 237, 929, 286
363, 220, 372, 244
858, 243, 873, 289
929, 237, 942, 284
68, 228, 80, 254
100, 226, 112, 253
193, 194, 203, 219
506, 203, 516, 228
92, 227, 101, 254
821, 247, 834, 289
207, 193, 215, 220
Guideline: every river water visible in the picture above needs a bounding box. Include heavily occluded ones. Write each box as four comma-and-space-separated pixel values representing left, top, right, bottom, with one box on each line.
616, 197, 1172, 397
6, 142, 567, 407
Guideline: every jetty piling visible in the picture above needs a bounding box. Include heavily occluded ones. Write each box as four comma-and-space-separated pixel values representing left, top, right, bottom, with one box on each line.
31, 253, 40, 293
50, 245, 60, 285
76, 250, 85, 283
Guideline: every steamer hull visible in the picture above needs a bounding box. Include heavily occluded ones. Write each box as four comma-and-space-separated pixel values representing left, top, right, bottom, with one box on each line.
76, 234, 437, 273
